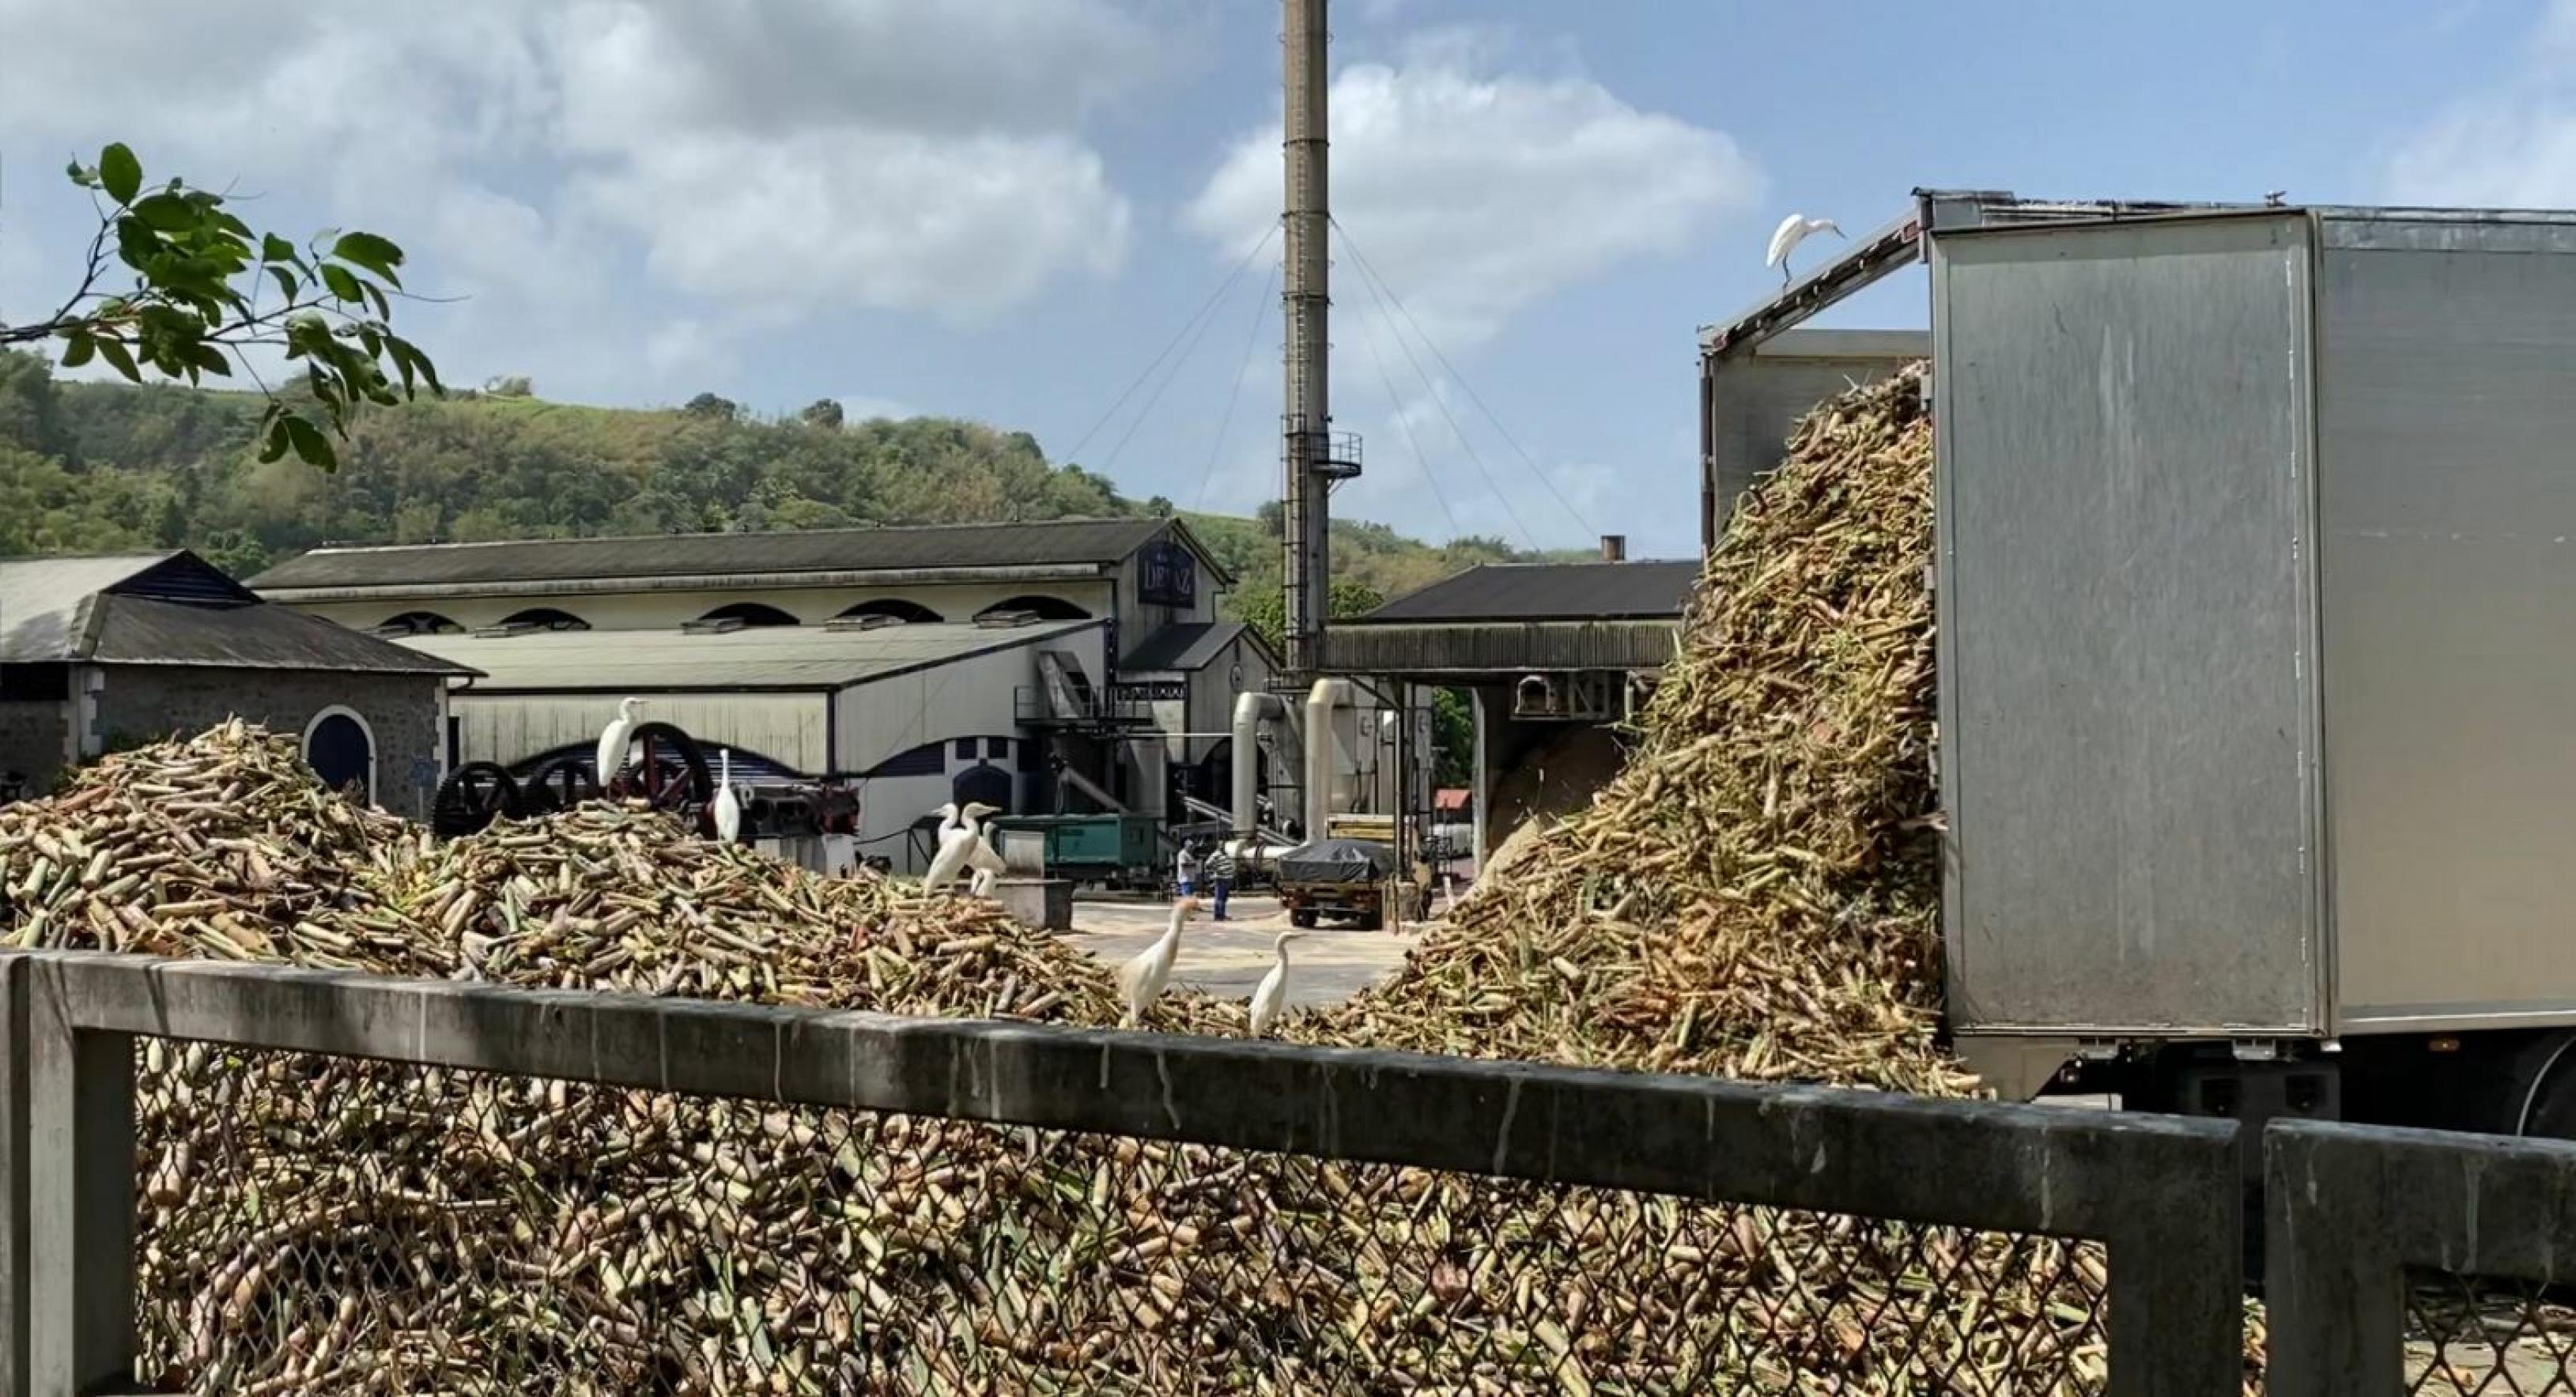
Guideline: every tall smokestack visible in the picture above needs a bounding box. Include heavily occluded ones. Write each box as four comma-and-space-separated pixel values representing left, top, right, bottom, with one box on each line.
1280, 0, 1333, 677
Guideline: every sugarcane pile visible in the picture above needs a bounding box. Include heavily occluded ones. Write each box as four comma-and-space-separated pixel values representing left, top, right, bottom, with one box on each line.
1331, 364, 1955, 1091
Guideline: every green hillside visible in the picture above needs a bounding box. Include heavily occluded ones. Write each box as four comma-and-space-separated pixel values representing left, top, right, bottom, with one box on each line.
0, 351, 1537, 615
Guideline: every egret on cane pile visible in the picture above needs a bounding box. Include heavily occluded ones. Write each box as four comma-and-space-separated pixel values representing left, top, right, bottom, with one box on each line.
595, 697, 644, 797
1119, 896, 1201, 1028
712, 749, 742, 844
922, 801, 975, 892
1765, 213, 1843, 287
958, 801, 1006, 897
1247, 930, 1305, 1038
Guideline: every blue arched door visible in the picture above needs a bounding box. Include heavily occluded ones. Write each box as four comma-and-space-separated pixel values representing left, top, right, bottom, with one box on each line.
305, 712, 373, 802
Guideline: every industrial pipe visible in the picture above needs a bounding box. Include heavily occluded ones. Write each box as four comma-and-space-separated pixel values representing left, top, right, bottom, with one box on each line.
1231, 692, 1286, 836
1304, 677, 1350, 842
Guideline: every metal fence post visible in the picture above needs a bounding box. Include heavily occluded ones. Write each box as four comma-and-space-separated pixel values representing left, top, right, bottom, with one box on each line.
0, 956, 28, 1397
2103, 1130, 2246, 1396
26, 961, 133, 1396
2264, 1120, 2407, 1397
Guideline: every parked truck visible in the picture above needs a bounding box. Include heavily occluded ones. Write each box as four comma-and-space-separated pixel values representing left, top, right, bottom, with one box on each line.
1711, 191, 2576, 1149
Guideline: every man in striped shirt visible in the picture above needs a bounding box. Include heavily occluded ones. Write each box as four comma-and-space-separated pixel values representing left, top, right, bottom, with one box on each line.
1203, 840, 1237, 922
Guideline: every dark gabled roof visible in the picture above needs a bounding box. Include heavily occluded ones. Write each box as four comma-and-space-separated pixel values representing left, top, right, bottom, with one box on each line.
1121, 620, 1267, 674
248, 517, 1226, 593
0, 550, 474, 676
1353, 560, 1701, 625
88, 595, 478, 675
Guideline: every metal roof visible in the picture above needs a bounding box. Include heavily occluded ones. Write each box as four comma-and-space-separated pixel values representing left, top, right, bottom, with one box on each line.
1353, 561, 1700, 625
398, 618, 1099, 693
0, 551, 472, 676
248, 517, 1218, 594
1120, 620, 1264, 673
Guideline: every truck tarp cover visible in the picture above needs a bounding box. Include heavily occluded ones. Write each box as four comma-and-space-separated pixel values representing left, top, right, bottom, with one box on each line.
1277, 838, 1392, 885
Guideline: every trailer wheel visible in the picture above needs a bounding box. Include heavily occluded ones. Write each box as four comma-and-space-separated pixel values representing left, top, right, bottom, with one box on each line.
1290, 908, 1317, 930
2516, 1032, 2576, 1139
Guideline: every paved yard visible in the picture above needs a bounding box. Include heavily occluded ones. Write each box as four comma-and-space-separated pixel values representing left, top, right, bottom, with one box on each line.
1057, 893, 1418, 1006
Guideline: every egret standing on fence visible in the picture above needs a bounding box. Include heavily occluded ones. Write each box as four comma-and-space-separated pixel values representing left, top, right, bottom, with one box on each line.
1766, 213, 1844, 287
1120, 897, 1200, 1028
1248, 930, 1304, 1037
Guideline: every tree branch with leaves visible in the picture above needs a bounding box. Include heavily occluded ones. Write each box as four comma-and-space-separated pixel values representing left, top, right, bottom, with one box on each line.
0, 144, 442, 470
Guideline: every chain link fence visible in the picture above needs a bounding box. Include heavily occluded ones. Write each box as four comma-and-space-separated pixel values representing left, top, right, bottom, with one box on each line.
2404, 1272, 2576, 1395
138, 1046, 2115, 1394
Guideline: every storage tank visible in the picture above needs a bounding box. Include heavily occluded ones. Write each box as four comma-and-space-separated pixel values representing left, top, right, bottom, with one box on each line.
1933, 206, 2576, 1048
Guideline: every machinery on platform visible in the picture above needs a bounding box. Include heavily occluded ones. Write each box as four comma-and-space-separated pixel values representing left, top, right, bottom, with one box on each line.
430, 719, 859, 870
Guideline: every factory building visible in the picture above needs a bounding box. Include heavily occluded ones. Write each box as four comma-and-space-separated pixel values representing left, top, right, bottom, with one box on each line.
1327, 540, 1695, 867
0, 551, 472, 817
247, 519, 1279, 871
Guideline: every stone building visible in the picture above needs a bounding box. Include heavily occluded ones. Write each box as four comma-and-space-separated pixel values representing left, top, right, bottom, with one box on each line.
0, 552, 475, 817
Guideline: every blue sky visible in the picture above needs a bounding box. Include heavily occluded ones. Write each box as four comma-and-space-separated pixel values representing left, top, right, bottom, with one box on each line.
1, 0, 2567, 557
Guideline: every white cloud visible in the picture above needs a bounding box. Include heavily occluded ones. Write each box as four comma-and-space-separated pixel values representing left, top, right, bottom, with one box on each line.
0, 0, 1149, 372
2386, 0, 2576, 205
1185, 37, 1762, 349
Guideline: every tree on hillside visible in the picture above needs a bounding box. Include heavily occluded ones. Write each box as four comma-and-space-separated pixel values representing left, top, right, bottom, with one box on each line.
0, 144, 440, 470
684, 392, 738, 421
800, 398, 844, 429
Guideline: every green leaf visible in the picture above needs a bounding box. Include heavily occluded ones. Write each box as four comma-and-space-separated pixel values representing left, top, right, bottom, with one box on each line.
266, 266, 300, 305
329, 231, 404, 288
94, 338, 141, 383
361, 281, 391, 320
114, 217, 158, 270
186, 343, 231, 377
319, 264, 363, 303
98, 144, 141, 204
261, 234, 297, 263
258, 416, 291, 464
59, 333, 95, 369
280, 415, 337, 471
130, 193, 196, 231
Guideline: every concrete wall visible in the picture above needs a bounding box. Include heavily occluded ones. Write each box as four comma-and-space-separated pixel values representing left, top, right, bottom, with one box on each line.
0, 701, 66, 795
88, 666, 447, 819
291, 578, 1120, 636
451, 692, 829, 775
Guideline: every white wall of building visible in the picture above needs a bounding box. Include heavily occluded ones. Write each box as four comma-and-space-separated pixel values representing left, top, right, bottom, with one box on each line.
298, 578, 1118, 636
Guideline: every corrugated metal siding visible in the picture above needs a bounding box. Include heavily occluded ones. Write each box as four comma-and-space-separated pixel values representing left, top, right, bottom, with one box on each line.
2317, 218, 2576, 1029
454, 693, 828, 774
833, 625, 1105, 775
1935, 212, 2322, 1036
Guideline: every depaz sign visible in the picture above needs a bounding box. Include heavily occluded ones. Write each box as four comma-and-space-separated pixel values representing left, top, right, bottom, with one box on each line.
1139, 540, 1197, 609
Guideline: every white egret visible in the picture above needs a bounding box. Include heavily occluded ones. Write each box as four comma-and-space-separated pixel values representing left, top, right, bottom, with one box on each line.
712, 749, 742, 844
1247, 930, 1305, 1038
1119, 896, 1201, 1028
922, 801, 975, 892
1765, 213, 1844, 287
959, 801, 1007, 897
594, 697, 644, 797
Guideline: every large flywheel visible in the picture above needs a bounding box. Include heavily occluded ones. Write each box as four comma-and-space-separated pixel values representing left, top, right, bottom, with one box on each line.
519, 754, 602, 817
605, 720, 716, 833
432, 762, 522, 840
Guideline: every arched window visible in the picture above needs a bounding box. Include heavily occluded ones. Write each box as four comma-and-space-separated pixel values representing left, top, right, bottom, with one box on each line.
976, 595, 1091, 622
837, 598, 943, 624
697, 602, 800, 628
302, 707, 376, 805
499, 607, 589, 632
374, 610, 462, 636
